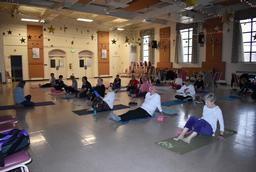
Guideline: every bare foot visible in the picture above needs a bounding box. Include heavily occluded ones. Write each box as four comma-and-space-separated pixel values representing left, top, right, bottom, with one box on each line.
181, 137, 191, 144
173, 136, 183, 141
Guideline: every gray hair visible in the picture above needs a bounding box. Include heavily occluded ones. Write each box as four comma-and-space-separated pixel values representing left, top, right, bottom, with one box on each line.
204, 93, 216, 102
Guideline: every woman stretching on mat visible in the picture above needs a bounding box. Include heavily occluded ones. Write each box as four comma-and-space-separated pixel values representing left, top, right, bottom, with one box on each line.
92, 83, 116, 112
110, 85, 163, 122
175, 79, 195, 101
14, 81, 35, 107
174, 93, 224, 144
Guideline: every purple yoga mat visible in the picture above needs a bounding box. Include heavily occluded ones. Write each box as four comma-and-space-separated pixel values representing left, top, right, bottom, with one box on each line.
0, 101, 55, 111
0, 115, 17, 125
0, 150, 31, 169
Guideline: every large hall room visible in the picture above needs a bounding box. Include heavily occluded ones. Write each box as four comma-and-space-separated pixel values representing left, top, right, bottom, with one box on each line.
0, 0, 256, 171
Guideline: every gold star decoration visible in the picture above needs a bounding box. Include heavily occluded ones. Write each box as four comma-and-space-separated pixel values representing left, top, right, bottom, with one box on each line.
64, 26, 68, 32
71, 41, 74, 45
7, 30, 12, 35
111, 39, 117, 44
20, 37, 25, 43
48, 25, 55, 34
27, 35, 32, 40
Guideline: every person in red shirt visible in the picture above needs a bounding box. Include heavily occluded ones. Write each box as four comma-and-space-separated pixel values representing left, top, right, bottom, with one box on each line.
127, 74, 139, 96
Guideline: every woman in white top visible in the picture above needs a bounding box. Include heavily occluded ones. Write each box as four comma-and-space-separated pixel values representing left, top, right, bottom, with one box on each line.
174, 93, 224, 144
92, 84, 116, 112
110, 85, 163, 122
175, 79, 196, 101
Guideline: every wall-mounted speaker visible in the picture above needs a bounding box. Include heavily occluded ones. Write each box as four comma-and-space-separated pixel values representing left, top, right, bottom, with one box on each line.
198, 32, 204, 44
151, 40, 158, 48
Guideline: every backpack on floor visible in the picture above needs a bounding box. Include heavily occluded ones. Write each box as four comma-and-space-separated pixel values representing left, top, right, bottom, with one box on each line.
0, 129, 30, 167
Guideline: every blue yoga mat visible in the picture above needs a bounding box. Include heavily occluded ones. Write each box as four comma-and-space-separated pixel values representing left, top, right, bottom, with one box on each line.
162, 108, 178, 116
221, 95, 240, 101
0, 101, 55, 110
161, 100, 190, 106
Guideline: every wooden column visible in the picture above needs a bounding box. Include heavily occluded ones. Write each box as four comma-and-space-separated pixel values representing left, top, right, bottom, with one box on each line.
157, 27, 172, 69
97, 31, 109, 75
202, 17, 225, 79
27, 25, 44, 78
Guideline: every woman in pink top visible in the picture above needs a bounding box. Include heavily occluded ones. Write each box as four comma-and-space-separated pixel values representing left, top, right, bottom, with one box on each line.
136, 75, 151, 97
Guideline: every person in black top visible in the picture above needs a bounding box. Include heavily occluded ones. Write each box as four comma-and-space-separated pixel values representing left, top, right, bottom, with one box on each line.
239, 73, 250, 95
113, 74, 121, 90
194, 75, 205, 90
79, 76, 92, 98
54, 75, 66, 91
90, 78, 106, 101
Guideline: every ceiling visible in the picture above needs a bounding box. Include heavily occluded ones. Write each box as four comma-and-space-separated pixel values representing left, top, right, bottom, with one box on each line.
0, 0, 252, 30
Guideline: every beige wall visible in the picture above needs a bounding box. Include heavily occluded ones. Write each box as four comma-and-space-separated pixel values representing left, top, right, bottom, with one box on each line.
0, 12, 134, 80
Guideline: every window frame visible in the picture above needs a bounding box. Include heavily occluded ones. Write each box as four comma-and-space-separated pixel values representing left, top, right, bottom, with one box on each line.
180, 28, 193, 63
240, 17, 256, 63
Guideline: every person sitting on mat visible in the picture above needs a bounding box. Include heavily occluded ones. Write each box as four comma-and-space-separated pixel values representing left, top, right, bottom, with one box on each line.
14, 81, 35, 107
64, 75, 79, 95
92, 83, 116, 112
127, 74, 139, 96
174, 93, 224, 144
54, 75, 66, 91
78, 76, 92, 98
136, 75, 151, 97
112, 74, 121, 90
170, 74, 183, 90
175, 79, 195, 101
39, 73, 56, 88
194, 75, 205, 91
90, 78, 106, 101
110, 85, 163, 122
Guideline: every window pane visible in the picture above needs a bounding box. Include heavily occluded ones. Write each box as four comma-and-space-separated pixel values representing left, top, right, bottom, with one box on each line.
189, 30, 193, 38
240, 19, 251, 23
143, 51, 149, 57
143, 45, 148, 51
243, 43, 251, 52
241, 22, 252, 32
188, 55, 192, 62
183, 47, 188, 54
253, 18, 256, 22
244, 53, 250, 62
189, 47, 192, 54
188, 39, 192, 46
253, 22, 256, 31
252, 53, 256, 62
183, 55, 188, 63
242, 32, 252, 42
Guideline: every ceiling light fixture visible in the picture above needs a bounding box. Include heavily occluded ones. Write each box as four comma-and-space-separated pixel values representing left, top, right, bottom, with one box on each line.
117, 27, 124, 31
21, 18, 39, 22
77, 18, 93, 22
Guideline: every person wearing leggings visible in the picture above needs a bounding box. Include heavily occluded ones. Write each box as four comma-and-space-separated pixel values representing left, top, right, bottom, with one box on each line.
175, 79, 195, 101
110, 85, 163, 122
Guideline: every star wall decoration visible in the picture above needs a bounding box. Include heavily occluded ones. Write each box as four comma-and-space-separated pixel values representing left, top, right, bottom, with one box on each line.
91, 34, 94, 40
7, 30, 12, 35
48, 25, 55, 34
27, 35, 32, 40
71, 41, 74, 45
112, 39, 117, 44
2, 32, 5, 35
20, 37, 25, 43
38, 34, 43, 39
48, 38, 51, 41
43, 28, 47, 31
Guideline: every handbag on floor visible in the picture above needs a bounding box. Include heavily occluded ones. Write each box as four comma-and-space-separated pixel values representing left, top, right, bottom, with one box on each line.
0, 129, 30, 167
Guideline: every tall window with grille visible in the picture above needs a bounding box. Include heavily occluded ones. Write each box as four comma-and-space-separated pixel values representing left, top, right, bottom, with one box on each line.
180, 28, 193, 63
142, 35, 150, 62
240, 18, 256, 62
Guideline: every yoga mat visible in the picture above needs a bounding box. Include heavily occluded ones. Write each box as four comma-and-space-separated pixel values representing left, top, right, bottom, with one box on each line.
0, 101, 55, 110
157, 129, 236, 154
221, 95, 240, 101
162, 108, 178, 116
73, 104, 130, 116
161, 100, 190, 107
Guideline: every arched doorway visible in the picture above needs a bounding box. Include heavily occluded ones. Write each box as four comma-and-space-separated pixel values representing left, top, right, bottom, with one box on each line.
78, 50, 94, 77
48, 49, 66, 78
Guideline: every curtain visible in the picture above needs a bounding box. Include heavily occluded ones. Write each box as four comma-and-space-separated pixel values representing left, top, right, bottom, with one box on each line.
231, 21, 244, 63
175, 30, 183, 63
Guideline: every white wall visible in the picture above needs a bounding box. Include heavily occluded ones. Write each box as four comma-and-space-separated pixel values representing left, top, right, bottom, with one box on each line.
0, 12, 134, 80
222, 22, 256, 84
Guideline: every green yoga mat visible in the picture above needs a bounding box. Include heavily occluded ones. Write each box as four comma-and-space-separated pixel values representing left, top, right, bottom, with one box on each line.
157, 129, 236, 154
